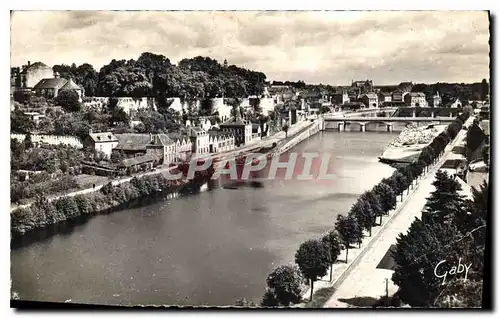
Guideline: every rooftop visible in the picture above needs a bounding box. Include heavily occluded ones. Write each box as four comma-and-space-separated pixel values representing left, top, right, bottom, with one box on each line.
220, 117, 250, 127
89, 132, 118, 143
33, 78, 67, 90
118, 154, 156, 167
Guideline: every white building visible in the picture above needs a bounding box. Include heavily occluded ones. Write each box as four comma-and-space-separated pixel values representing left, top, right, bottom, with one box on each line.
189, 126, 210, 154
84, 130, 119, 158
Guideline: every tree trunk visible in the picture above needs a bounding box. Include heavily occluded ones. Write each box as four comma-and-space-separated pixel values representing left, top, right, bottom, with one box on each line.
380, 214, 383, 225
310, 279, 314, 301
400, 194, 404, 202
346, 246, 349, 263
330, 264, 333, 282
369, 226, 372, 236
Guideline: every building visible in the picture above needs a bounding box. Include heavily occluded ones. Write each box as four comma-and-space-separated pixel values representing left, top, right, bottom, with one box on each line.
33, 72, 84, 101
83, 130, 119, 158
189, 126, 210, 154
404, 92, 428, 107
12, 61, 54, 89
113, 133, 176, 165
117, 154, 156, 175
332, 91, 350, 105
378, 92, 392, 103
445, 98, 462, 108
351, 80, 374, 94
23, 112, 46, 125
360, 92, 379, 108
252, 123, 262, 140
427, 91, 442, 107
208, 130, 236, 153
219, 117, 253, 147
392, 90, 408, 102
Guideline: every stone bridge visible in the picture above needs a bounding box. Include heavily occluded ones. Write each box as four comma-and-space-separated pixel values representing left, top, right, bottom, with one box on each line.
323, 116, 456, 132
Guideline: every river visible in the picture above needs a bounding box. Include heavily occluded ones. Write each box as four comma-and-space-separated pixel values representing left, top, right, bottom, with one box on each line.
11, 128, 398, 306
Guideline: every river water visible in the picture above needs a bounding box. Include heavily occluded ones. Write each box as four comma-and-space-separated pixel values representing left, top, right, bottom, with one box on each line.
11, 128, 399, 306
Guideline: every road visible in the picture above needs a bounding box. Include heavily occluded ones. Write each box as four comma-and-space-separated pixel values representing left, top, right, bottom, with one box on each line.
322, 116, 473, 308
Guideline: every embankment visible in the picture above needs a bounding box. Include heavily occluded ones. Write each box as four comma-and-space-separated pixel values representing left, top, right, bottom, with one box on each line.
11, 166, 214, 240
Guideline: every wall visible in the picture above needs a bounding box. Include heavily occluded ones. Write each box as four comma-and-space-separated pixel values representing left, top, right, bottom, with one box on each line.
26, 66, 53, 88
11, 134, 83, 149
276, 119, 322, 154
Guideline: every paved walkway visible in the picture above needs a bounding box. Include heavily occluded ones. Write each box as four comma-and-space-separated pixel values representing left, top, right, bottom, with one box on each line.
321, 116, 473, 308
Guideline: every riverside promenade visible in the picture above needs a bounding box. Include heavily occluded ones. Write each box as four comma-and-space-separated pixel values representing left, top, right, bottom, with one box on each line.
296, 116, 473, 308
323, 116, 473, 308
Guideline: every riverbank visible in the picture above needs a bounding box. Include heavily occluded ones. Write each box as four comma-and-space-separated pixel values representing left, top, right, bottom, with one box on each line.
379, 123, 447, 163
11, 119, 317, 240
10, 166, 214, 239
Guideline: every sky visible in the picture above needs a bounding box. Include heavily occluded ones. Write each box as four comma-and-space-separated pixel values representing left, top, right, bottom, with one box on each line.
10, 11, 490, 85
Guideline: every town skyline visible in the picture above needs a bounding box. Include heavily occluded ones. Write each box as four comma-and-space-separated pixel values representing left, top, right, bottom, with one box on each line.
11, 11, 490, 85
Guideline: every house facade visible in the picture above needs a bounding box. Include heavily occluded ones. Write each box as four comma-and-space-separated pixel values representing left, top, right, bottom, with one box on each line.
208, 131, 236, 153
219, 117, 253, 147
33, 72, 84, 101
360, 93, 379, 108
12, 61, 54, 89
404, 92, 428, 107
113, 133, 176, 166
189, 126, 210, 154
83, 130, 119, 158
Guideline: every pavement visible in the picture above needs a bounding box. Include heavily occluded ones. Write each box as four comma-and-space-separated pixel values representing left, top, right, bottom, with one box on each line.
293, 116, 473, 308
321, 116, 473, 308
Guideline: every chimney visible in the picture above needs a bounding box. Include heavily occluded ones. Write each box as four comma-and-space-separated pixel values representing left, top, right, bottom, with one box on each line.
88, 129, 93, 135
27, 61, 30, 67
150, 133, 153, 143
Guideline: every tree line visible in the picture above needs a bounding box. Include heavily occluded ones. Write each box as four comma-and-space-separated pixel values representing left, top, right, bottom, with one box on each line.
11, 162, 215, 238
251, 111, 471, 307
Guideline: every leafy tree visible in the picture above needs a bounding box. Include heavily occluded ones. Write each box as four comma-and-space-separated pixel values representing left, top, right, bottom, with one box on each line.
372, 183, 397, 215
11, 109, 36, 134
74, 195, 93, 215
350, 199, 375, 236
335, 214, 362, 263
392, 218, 461, 307
295, 239, 330, 301
265, 264, 304, 306
261, 289, 280, 307
55, 90, 81, 112
361, 191, 385, 226
54, 196, 80, 220
434, 279, 483, 308
321, 230, 342, 281
22, 133, 33, 149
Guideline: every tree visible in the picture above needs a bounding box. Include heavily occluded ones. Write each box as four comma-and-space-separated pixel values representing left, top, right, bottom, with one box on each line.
282, 123, 289, 138
54, 196, 80, 220
321, 230, 342, 281
295, 239, 330, 301
335, 214, 362, 263
265, 264, 304, 306
55, 90, 81, 112
372, 183, 397, 215
423, 170, 466, 224
22, 133, 33, 149
350, 199, 375, 236
361, 191, 385, 226
392, 218, 461, 306
261, 289, 279, 307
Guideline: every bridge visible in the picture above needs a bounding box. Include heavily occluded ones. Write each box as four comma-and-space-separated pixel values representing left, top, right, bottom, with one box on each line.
323, 116, 456, 132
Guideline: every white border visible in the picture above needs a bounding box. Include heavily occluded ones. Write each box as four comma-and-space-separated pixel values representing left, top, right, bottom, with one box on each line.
1, 1, 497, 317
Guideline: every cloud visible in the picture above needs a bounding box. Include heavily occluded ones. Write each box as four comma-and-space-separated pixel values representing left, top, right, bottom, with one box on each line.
10, 10, 490, 85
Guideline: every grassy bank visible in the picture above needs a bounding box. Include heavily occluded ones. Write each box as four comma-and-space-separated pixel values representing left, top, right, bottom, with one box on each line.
11, 167, 214, 238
